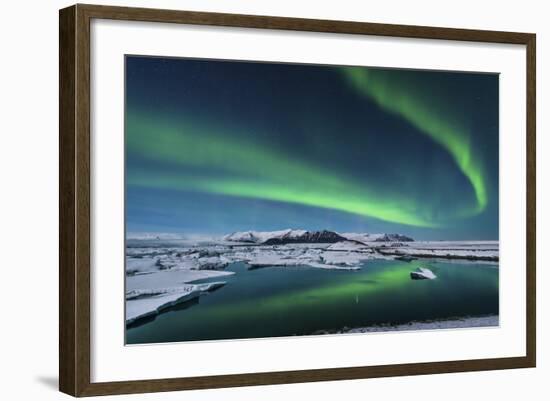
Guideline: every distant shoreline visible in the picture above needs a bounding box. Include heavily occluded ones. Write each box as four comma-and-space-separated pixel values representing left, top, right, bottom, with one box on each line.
376, 248, 499, 262
312, 315, 499, 335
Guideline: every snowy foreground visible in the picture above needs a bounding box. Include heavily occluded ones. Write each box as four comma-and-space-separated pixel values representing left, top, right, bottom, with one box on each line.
337, 315, 499, 334
126, 230, 499, 326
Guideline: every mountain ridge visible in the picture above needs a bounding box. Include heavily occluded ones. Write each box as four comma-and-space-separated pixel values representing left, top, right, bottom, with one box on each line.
223, 229, 414, 245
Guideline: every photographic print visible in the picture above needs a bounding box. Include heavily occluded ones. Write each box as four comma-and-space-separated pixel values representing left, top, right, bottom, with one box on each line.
124, 56, 499, 345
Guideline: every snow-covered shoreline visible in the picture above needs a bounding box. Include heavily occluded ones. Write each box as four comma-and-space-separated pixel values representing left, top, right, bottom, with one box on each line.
376, 241, 499, 262
314, 315, 499, 335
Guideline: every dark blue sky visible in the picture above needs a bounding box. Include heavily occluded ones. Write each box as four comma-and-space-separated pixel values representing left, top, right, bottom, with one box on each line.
125, 56, 499, 240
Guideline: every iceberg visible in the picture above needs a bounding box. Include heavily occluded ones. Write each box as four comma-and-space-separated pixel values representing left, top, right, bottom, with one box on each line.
410, 267, 437, 280
126, 281, 226, 325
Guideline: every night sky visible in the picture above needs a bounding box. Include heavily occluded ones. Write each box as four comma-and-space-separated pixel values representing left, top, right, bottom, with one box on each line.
125, 56, 499, 240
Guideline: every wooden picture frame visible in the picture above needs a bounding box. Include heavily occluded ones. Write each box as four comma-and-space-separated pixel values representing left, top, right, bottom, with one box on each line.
59, 3, 536, 397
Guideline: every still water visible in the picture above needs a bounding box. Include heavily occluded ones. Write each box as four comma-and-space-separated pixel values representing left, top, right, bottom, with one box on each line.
126, 259, 498, 344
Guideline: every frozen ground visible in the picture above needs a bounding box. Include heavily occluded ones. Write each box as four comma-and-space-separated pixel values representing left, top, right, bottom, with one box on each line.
125, 230, 499, 326
376, 241, 499, 262
339, 315, 499, 334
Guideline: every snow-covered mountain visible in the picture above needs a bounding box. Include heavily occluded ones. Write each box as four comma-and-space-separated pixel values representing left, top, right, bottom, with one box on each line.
263, 230, 346, 245
223, 229, 413, 245
341, 233, 414, 243
223, 229, 307, 244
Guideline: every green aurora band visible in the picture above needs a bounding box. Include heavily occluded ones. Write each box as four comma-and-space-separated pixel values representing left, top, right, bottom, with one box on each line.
127, 67, 491, 228
341, 67, 488, 214
127, 113, 440, 227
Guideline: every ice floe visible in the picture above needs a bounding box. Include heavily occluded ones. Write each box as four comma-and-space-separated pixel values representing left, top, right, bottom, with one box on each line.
126, 281, 226, 325
410, 267, 437, 280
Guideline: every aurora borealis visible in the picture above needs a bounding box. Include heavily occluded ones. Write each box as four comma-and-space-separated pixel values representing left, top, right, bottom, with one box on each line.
342, 67, 488, 214
125, 56, 499, 240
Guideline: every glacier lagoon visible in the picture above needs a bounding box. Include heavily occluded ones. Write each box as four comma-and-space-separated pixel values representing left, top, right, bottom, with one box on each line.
126, 258, 498, 344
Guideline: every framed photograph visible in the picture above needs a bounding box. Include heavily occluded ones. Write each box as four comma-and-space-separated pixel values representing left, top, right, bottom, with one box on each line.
59, 4, 536, 397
